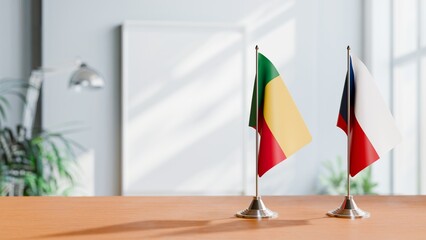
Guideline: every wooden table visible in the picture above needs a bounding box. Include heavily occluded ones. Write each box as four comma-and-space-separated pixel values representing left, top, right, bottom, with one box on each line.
1, 196, 425, 239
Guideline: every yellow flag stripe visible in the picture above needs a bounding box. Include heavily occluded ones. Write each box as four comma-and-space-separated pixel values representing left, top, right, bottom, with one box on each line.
263, 76, 312, 156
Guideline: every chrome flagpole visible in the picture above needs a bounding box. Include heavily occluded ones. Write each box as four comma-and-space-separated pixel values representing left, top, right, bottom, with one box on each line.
327, 46, 369, 219
236, 45, 277, 219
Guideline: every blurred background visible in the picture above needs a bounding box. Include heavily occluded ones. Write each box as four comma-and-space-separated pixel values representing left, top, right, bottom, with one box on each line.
0, 0, 424, 196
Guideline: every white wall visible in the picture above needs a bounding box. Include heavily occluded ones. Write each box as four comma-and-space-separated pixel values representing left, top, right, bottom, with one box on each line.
42, 0, 363, 195
365, 0, 426, 195
316, 0, 364, 189
364, 0, 393, 194
0, 0, 32, 127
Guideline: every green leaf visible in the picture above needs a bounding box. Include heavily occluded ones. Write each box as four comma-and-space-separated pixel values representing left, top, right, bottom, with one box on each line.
24, 174, 37, 195
319, 157, 378, 195
0, 105, 6, 121
0, 124, 80, 196
0, 96, 11, 108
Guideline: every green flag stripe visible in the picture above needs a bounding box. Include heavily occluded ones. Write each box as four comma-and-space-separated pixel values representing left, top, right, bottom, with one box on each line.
249, 53, 280, 127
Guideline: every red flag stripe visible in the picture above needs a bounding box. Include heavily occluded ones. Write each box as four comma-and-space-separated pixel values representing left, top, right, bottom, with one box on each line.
349, 116, 380, 176
337, 114, 348, 134
257, 109, 287, 177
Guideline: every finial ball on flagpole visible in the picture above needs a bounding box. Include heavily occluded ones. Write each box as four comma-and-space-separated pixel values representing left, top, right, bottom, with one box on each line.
255, 45, 259, 50
347, 45, 351, 51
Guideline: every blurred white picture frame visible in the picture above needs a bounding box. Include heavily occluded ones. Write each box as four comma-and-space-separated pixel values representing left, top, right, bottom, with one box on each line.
121, 21, 250, 195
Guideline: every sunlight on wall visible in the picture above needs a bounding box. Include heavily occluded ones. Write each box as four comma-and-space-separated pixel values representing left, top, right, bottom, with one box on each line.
393, 63, 419, 194
173, 32, 244, 79
39, 0, 368, 196
124, 25, 245, 195
118, 0, 366, 196
393, 0, 418, 58
257, 19, 295, 73
241, 0, 294, 31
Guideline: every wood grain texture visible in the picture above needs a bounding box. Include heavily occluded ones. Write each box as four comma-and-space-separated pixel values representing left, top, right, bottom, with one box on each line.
0, 196, 425, 239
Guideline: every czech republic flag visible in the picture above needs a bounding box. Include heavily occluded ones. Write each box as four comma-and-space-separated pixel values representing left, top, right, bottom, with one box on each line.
337, 55, 401, 177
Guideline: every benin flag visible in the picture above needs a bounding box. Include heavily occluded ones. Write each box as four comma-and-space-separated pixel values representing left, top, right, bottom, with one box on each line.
249, 53, 311, 177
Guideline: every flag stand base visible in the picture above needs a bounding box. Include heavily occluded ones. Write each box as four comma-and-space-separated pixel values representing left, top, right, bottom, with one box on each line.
327, 195, 370, 219
236, 196, 278, 219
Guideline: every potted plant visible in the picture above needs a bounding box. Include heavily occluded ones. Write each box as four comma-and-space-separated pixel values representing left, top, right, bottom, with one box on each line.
0, 79, 81, 196
318, 156, 378, 195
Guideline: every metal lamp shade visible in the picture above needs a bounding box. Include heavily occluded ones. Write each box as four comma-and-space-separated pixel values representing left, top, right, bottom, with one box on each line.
69, 63, 104, 90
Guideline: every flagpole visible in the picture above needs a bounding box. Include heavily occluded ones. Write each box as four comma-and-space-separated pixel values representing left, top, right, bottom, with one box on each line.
326, 46, 369, 219
236, 45, 277, 219
255, 45, 259, 198
346, 45, 351, 198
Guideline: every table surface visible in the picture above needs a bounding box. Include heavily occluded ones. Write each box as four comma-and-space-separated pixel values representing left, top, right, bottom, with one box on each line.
1, 195, 425, 240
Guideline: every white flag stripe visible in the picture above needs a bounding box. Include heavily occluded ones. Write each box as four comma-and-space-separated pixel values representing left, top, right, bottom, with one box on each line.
352, 55, 401, 156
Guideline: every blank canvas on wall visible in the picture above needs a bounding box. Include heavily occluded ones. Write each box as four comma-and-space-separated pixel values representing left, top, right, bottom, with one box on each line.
121, 21, 248, 195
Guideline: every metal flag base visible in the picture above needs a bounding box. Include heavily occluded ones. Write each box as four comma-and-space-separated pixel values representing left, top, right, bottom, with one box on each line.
236, 196, 278, 219
327, 195, 370, 219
